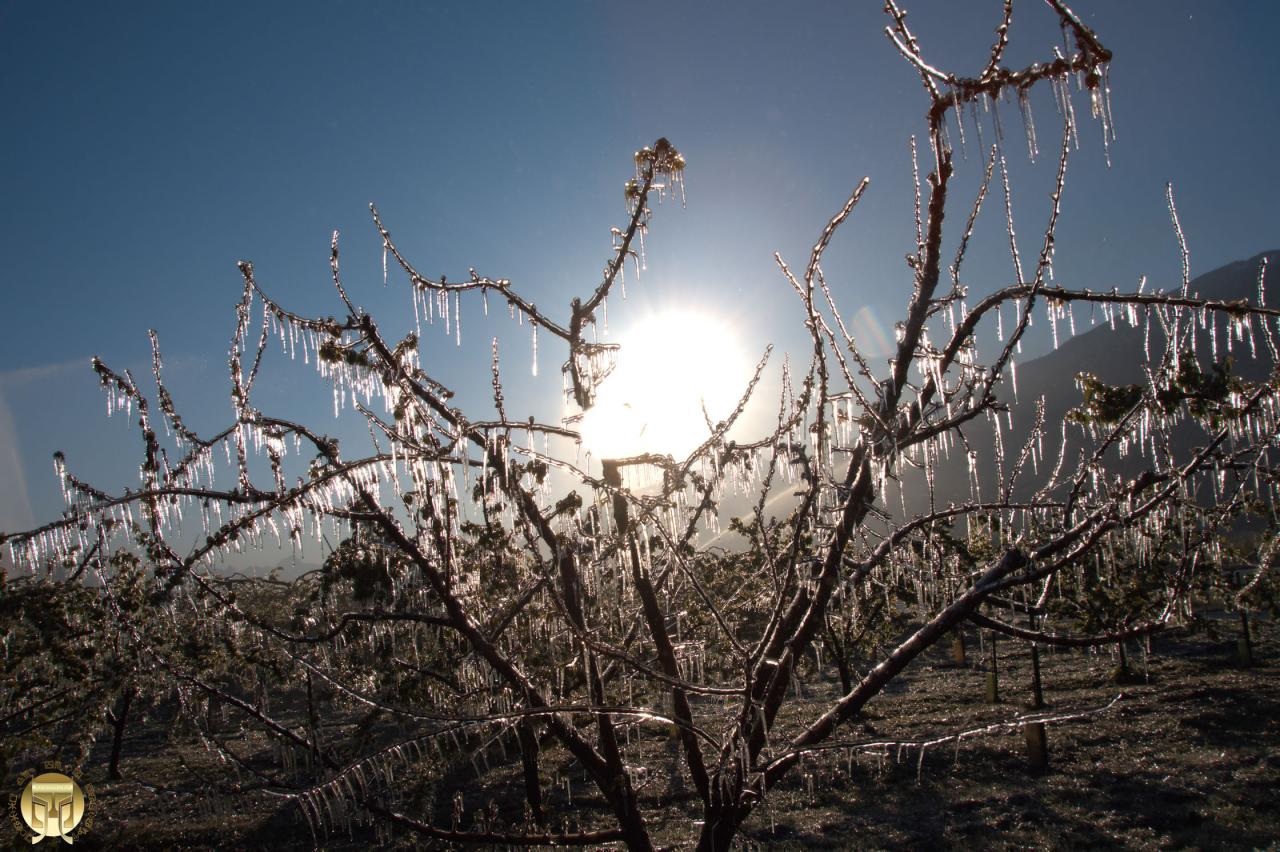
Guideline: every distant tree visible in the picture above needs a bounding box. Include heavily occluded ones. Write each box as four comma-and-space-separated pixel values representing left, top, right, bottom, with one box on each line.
0, 547, 175, 781
4, 2, 1279, 849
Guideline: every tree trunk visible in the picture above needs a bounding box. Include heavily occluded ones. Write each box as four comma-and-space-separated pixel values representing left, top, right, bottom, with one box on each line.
1113, 639, 1136, 683
1029, 640, 1045, 708
1028, 610, 1045, 709
206, 694, 220, 734
516, 721, 544, 826
107, 689, 134, 781
1024, 611, 1048, 772
306, 672, 322, 766
609, 776, 654, 852
696, 806, 744, 852
1238, 610, 1255, 667
985, 630, 1000, 703
832, 649, 853, 694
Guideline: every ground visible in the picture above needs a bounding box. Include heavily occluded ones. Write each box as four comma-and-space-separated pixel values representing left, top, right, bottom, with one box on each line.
18, 617, 1278, 851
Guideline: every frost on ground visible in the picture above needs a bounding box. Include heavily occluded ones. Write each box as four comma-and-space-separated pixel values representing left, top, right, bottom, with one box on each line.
80, 618, 1277, 851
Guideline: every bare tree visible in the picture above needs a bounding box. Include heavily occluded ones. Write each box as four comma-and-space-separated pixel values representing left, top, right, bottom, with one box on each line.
4, 3, 1279, 849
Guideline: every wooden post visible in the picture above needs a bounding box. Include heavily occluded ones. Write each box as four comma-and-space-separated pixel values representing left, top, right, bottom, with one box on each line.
1024, 722, 1049, 773
950, 628, 967, 667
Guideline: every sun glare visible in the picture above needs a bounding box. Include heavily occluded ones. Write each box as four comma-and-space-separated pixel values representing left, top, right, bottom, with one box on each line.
577, 309, 751, 461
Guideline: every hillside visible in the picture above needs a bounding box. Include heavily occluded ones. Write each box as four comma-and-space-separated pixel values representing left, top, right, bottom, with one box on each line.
1005, 250, 1278, 437
907, 250, 1280, 513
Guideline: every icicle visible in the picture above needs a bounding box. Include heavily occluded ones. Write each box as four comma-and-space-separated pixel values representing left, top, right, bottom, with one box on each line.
951, 86, 966, 154
1017, 86, 1038, 161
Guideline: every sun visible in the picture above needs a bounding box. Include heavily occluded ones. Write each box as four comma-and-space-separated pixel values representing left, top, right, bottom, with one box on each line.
577, 309, 752, 461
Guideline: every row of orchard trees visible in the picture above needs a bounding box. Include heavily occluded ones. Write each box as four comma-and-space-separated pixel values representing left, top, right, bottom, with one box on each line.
3, 2, 1279, 849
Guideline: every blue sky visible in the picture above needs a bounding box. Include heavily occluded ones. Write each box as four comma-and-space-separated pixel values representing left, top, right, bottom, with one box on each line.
1, 1, 1277, 537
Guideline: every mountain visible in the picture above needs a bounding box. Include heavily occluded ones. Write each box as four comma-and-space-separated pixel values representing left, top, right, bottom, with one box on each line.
1004, 250, 1278, 435
895, 249, 1279, 516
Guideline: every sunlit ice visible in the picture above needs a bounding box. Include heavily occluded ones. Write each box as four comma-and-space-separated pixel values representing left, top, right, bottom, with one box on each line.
576, 308, 753, 462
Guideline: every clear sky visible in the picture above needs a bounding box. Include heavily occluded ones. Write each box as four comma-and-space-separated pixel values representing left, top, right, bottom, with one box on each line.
1, 1, 1277, 537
